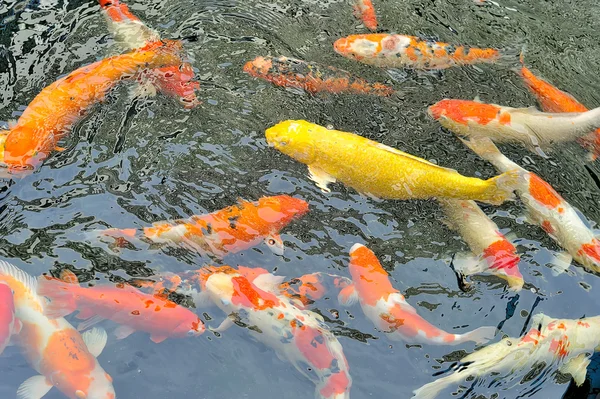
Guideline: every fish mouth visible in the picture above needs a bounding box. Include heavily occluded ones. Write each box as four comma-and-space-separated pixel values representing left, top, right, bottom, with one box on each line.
333, 38, 349, 55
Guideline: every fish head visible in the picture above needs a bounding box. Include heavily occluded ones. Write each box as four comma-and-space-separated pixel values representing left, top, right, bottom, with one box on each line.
255, 195, 309, 232
317, 371, 352, 399
242, 56, 273, 78
63, 366, 116, 399
265, 120, 317, 164
484, 239, 523, 290
333, 34, 386, 61
577, 239, 600, 272
173, 315, 206, 338
428, 99, 503, 127
348, 243, 393, 298
199, 266, 237, 301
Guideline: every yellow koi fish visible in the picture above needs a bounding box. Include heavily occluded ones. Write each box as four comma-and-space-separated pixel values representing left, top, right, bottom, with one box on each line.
265, 120, 518, 205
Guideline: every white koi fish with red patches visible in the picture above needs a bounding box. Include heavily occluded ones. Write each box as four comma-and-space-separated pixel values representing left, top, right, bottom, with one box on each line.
413, 314, 600, 399
0, 282, 20, 355
346, 244, 496, 345
462, 137, 599, 273
197, 266, 352, 399
438, 199, 524, 290
429, 99, 600, 156
0, 261, 115, 399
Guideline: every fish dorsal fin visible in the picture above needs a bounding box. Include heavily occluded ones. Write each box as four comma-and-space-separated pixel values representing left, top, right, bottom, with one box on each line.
371, 142, 458, 173
0, 260, 43, 306
82, 327, 108, 358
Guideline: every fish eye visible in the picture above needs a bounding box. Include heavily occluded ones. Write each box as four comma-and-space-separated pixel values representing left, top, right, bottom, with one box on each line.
279, 141, 288, 146
267, 238, 276, 246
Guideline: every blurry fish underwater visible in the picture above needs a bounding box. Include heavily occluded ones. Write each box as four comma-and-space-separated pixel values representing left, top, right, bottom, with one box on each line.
352, 0, 378, 31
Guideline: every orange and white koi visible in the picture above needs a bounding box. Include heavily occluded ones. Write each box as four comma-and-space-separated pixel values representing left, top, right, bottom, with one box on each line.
438, 199, 523, 290
346, 244, 496, 345
37, 275, 205, 343
0, 40, 182, 175
413, 313, 600, 399
519, 63, 600, 160
101, 195, 309, 257
333, 34, 506, 69
97, 0, 200, 109
428, 98, 600, 156
462, 137, 600, 273
198, 266, 352, 399
243, 56, 394, 96
0, 282, 20, 355
0, 261, 115, 399
352, 0, 378, 31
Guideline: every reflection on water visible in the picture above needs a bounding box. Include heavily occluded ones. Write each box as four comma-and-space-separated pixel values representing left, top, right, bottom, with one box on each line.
0, 0, 599, 398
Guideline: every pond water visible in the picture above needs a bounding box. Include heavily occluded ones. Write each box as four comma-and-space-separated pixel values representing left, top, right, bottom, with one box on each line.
0, 0, 600, 398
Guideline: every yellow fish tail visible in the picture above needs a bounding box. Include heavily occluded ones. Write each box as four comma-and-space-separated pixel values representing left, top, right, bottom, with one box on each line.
482, 169, 521, 205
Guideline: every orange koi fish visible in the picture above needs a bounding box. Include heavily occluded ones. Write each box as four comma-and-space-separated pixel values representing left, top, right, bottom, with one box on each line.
353, 0, 378, 31
519, 63, 600, 160
413, 313, 600, 399
243, 56, 394, 96
462, 137, 599, 273
346, 244, 496, 345
438, 199, 523, 290
429, 98, 600, 156
0, 282, 20, 355
37, 275, 205, 343
333, 34, 506, 69
97, 0, 200, 108
102, 195, 309, 257
0, 261, 115, 399
0, 40, 182, 175
198, 266, 352, 399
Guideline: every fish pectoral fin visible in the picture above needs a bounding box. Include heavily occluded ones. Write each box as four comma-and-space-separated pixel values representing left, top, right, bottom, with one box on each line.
114, 325, 137, 340
308, 165, 336, 192
82, 327, 108, 357
150, 334, 168, 344
451, 252, 487, 276
559, 353, 591, 386
548, 252, 573, 276
210, 316, 235, 333
77, 314, 105, 331
16, 375, 52, 399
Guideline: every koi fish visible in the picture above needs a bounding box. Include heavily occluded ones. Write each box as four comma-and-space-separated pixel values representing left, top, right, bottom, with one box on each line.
0, 261, 115, 399
333, 34, 506, 69
353, 0, 378, 31
346, 244, 496, 345
278, 272, 357, 308
438, 199, 523, 290
265, 120, 518, 205
462, 137, 599, 273
413, 313, 600, 399
198, 266, 352, 399
519, 63, 600, 160
243, 56, 394, 96
0, 282, 20, 355
428, 98, 600, 156
97, 0, 200, 108
101, 195, 309, 257
37, 275, 205, 343
0, 40, 182, 175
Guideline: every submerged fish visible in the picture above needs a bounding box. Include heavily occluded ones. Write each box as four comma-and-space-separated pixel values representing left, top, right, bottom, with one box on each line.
333, 34, 506, 69
101, 195, 309, 257
346, 244, 496, 345
413, 314, 600, 399
0, 261, 115, 399
197, 265, 352, 399
0, 40, 182, 175
97, 0, 200, 108
0, 282, 20, 355
352, 0, 378, 31
462, 137, 600, 273
243, 56, 394, 96
438, 199, 524, 290
265, 120, 518, 205
429, 98, 600, 156
519, 63, 600, 160
278, 272, 356, 308
37, 276, 205, 343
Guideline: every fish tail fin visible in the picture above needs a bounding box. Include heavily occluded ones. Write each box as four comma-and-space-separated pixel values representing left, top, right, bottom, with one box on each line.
412, 373, 462, 399
483, 169, 525, 205
454, 326, 497, 345
37, 276, 78, 319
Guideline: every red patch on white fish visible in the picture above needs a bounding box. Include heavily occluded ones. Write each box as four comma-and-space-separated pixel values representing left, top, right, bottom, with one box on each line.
528, 173, 564, 210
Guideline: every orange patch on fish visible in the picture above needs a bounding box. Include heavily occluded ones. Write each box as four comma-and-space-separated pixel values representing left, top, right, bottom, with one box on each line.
348, 244, 397, 306
528, 173, 563, 209
231, 276, 280, 311
320, 372, 351, 398
294, 325, 335, 370
578, 239, 600, 262
429, 99, 507, 126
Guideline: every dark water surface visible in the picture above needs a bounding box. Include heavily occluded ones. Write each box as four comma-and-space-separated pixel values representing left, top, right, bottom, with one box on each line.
1, 0, 600, 398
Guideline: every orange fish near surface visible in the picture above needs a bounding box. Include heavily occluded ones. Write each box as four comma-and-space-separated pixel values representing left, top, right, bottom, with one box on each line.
243, 56, 394, 96
519, 63, 600, 160
334, 34, 506, 69
102, 195, 309, 257
37, 275, 205, 343
346, 244, 496, 345
97, 0, 201, 109
0, 40, 182, 175
353, 0, 378, 31
0, 282, 20, 355
0, 261, 116, 399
